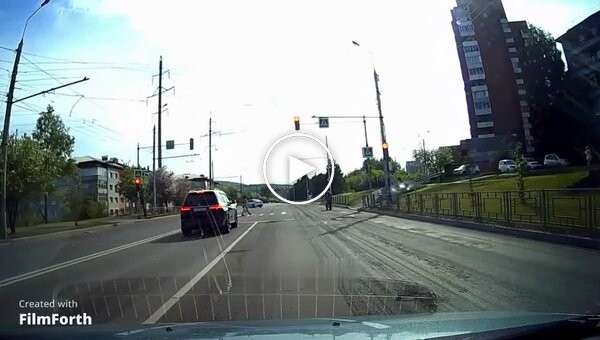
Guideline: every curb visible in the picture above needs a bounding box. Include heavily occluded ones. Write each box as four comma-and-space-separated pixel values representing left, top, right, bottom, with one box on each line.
361, 208, 600, 250
8, 214, 178, 241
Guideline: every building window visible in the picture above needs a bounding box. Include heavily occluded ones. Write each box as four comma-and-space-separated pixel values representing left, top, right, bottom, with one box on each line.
469, 67, 484, 75
516, 79, 524, 84
463, 44, 480, 53
109, 197, 114, 203
520, 100, 528, 106
121, 197, 125, 203
474, 101, 491, 110
109, 184, 113, 191
110, 209, 114, 215
505, 37, 514, 43
466, 55, 482, 64
508, 47, 517, 53
502, 23, 511, 33
579, 34, 585, 43
518, 89, 527, 95
473, 90, 489, 98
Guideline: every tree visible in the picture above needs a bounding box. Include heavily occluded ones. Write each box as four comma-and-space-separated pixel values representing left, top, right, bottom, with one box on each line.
151, 167, 174, 209
173, 177, 193, 206
117, 166, 139, 212
432, 148, 455, 174
514, 142, 527, 200
0, 105, 76, 233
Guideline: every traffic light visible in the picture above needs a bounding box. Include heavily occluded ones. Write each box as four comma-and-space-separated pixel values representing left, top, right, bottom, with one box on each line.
382, 142, 388, 150
134, 177, 142, 188
294, 116, 300, 131
189, 138, 194, 150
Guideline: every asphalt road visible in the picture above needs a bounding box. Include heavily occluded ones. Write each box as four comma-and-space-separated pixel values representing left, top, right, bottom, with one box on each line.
0, 203, 599, 329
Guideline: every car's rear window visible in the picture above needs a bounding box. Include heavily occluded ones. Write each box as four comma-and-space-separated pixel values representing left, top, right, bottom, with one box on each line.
184, 192, 218, 206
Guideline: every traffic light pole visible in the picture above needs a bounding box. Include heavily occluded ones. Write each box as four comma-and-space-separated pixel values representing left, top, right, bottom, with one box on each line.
373, 69, 391, 201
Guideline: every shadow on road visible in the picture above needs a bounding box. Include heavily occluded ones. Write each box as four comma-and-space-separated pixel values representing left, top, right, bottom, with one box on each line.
318, 215, 379, 236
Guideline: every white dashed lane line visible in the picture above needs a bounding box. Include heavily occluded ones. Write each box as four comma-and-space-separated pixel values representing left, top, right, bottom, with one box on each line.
281, 211, 287, 215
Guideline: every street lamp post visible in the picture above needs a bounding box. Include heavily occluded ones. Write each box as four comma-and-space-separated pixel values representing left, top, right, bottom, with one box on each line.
352, 41, 391, 201
0, 0, 50, 239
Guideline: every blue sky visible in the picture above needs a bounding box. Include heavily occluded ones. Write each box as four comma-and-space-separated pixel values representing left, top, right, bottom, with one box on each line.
0, 0, 597, 183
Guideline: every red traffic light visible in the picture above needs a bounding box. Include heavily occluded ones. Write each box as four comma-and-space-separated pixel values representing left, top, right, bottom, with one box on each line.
134, 177, 142, 185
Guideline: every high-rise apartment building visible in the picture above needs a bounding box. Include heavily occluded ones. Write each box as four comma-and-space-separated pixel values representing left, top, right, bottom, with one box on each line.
451, 0, 534, 169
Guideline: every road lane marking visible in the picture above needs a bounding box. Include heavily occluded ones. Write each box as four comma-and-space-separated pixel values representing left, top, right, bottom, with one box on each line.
238, 218, 294, 224
269, 213, 274, 216
143, 222, 259, 324
259, 213, 264, 216
281, 211, 287, 215
0, 229, 179, 288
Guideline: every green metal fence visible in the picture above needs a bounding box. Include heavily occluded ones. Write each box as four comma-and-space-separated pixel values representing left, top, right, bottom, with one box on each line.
362, 189, 600, 229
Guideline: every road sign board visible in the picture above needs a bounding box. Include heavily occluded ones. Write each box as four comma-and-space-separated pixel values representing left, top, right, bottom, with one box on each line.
166, 140, 175, 150
319, 117, 329, 128
362, 146, 373, 158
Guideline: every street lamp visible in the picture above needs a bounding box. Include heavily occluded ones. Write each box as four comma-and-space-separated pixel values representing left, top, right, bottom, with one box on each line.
352, 40, 391, 201
1, 0, 51, 239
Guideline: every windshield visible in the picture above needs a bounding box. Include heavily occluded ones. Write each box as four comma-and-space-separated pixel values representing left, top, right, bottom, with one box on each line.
1, 0, 599, 336
184, 192, 219, 206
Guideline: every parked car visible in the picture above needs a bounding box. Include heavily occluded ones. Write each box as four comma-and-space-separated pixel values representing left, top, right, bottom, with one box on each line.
398, 181, 417, 192
525, 157, 543, 170
544, 153, 569, 167
248, 199, 264, 208
453, 164, 480, 176
498, 159, 517, 173
180, 189, 238, 237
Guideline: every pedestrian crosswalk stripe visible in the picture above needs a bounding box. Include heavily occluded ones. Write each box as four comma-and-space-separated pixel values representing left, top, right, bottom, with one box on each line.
269, 213, 274, 216
259, 213, 264, 216
281, 211, 287, 215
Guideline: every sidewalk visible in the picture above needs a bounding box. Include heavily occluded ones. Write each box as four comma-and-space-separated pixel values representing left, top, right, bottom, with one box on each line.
9, 212, 178, 239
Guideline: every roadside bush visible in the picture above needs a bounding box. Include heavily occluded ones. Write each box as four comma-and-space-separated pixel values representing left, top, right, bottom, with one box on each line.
86, 202, 107, 219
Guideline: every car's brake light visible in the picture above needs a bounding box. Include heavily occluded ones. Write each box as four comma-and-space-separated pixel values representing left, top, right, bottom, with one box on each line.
180, 206, 192, 212
209, 204, 222, 211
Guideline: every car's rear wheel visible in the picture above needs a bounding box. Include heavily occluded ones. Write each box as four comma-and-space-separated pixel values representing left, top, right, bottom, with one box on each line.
220, 218, 230, 234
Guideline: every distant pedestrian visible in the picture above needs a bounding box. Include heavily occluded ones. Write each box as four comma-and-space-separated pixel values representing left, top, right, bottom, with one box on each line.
241, 195, 251, 216
585, 146, 593, 166
324, 191, 333, 211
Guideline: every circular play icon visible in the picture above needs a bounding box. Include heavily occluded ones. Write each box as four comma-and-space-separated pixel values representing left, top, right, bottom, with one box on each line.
262, 133, 335, 205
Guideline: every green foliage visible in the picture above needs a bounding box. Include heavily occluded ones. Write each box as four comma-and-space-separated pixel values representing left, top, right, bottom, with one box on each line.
86, 202, 107, 219
1, 105, 77, 232
412, 147, 456, 175
514, 143, 527, 198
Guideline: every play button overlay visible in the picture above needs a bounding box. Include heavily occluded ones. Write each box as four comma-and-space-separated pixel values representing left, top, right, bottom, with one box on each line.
263, 133, 335, 205
289, 156, 316, 183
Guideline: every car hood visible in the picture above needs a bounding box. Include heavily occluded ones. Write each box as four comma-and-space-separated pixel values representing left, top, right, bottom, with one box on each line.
4, 311, 595, 339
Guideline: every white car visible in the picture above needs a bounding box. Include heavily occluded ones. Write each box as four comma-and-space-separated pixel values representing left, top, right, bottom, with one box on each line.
544, 154, 569, 167
247, 199, 263, 208
453, 164, 480, 176
525, 157, 542, 170
498, 159, 517, 173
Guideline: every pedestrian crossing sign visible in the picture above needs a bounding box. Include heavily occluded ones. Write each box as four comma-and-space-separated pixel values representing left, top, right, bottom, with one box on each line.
319, 117, 329, 128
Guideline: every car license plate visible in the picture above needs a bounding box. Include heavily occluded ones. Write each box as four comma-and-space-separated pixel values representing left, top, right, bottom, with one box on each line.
193, 207, 206, 212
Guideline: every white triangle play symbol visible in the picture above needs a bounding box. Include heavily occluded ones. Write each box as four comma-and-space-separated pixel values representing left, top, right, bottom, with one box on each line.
288, 156, 316, 184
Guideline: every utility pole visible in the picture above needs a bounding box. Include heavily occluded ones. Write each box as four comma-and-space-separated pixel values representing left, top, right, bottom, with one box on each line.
0, 40, 22, 239
363, 115, 372, 191
157, 56, 163, 169
239, 175, 242, 194
137, 143, 140, 168
208, 114, 212, 189
326, 136, 332, 194
152, 125, 157, 211
374, 69, 391, 200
